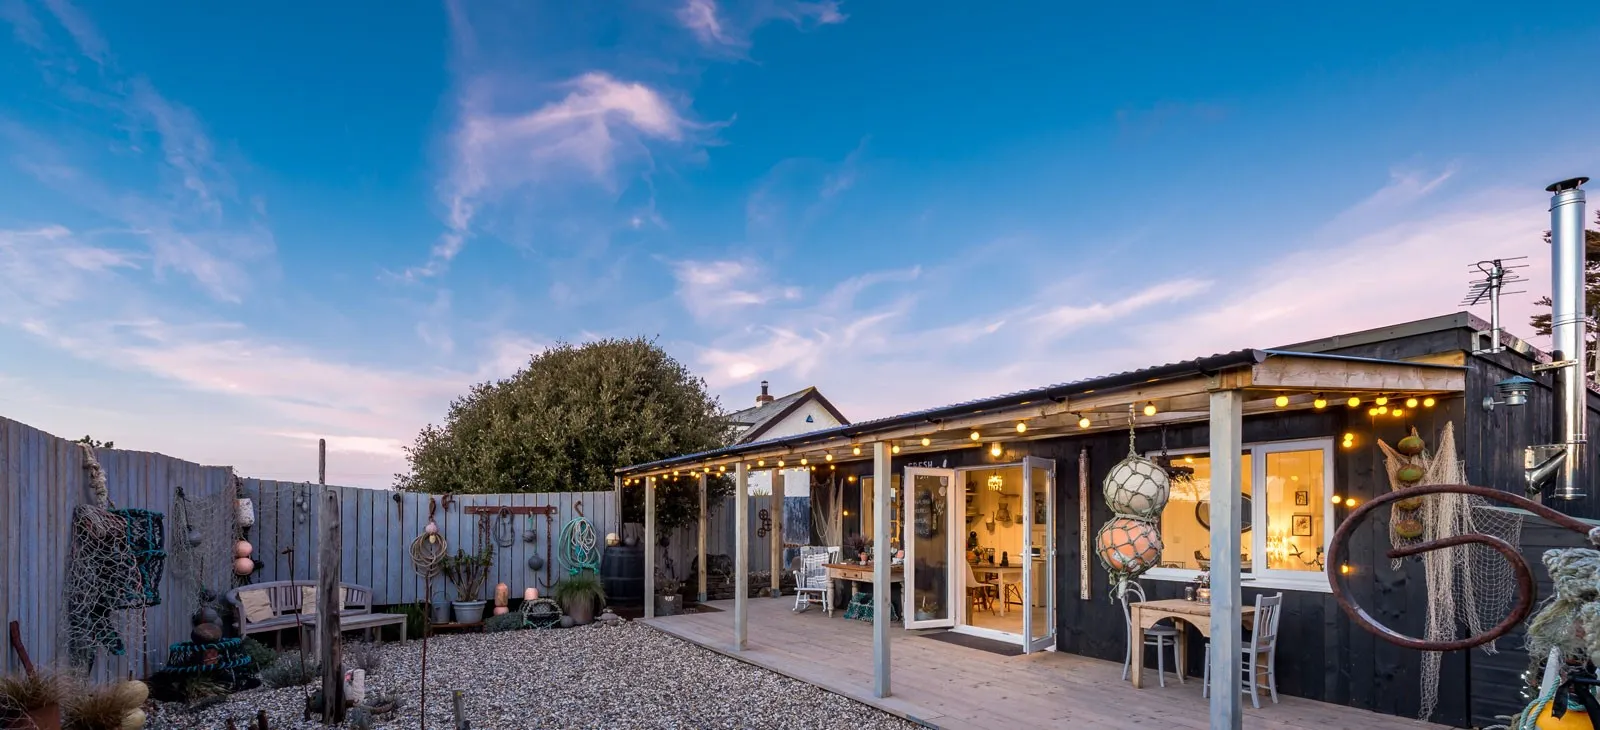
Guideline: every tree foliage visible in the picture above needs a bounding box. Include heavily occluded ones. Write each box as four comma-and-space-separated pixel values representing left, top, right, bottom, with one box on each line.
1529, 212, 1600, 377
394, 337, 733, 533
75, 435, 113, 449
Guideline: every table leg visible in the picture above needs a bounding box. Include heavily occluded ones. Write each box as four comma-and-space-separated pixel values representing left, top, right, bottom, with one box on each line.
1176, 626, 1189, 682
1130, 609, 1145, 689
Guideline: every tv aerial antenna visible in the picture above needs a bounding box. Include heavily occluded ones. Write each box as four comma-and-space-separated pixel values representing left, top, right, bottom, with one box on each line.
1462, 257, 1528, 354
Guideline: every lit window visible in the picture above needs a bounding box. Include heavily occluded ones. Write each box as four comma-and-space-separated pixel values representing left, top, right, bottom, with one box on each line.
1147, 439, 1333, 584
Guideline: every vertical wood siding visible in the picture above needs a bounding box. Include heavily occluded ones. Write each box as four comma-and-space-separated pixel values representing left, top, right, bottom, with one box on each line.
0, 415, 616, 680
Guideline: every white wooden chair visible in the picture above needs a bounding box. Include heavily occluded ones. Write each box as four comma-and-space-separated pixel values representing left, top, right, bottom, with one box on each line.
1204, 592, 1283, 708
793, 552, 833, 616
965, 561, 1001, 616
1119, 580, 1183, 687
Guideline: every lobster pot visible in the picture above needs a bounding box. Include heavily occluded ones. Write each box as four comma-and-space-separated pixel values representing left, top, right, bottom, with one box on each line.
601, 545, 645, 607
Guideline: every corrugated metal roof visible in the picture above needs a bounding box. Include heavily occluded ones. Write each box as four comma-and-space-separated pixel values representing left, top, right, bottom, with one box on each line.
618, 348, 1270, 474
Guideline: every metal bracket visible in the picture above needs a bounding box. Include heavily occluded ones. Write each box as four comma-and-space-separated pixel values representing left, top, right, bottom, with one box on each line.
1533, 359, 1579, 373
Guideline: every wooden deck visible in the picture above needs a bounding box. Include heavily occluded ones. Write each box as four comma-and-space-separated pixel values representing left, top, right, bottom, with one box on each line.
643, 598, 1451, 730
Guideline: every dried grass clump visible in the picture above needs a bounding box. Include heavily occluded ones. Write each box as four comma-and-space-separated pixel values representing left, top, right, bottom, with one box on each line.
0, 667, 68, 715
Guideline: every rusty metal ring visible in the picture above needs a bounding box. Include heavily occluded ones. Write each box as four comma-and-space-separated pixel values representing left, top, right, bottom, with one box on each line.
1328, 483, 1596, 652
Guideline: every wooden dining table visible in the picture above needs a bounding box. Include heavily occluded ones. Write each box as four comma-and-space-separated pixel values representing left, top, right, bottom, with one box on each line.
1129, 598, 1256, 689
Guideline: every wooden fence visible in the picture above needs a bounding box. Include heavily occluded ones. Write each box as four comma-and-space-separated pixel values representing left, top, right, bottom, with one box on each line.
0, 415, 616, 680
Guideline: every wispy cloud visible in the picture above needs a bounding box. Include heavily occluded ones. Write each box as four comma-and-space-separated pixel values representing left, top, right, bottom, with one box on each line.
0, 225, 137, 309
409, 71, 698, 279
672, 259, 801, 323
1030, 279, 1213, 334
677, 0, 845, 52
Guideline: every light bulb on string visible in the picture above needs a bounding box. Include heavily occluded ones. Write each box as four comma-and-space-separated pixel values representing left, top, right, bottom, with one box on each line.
892, 444, 901, 454
799, 457, 808, 466
852, 445, 862, 456
970, 431, 981, 441
1423, 397, 1436, 408
1143, 402, 1157, 417
1347, 396, 1361, 408
1274, 395, 1289, 408
1392, 408, 1404, 418
1377, 406, 1388, 415
1016, 422, 1027, 433
990, 442, 1002, 458
825, 453, 833, 462
1406, 397, 1419, 408
920, 436, 931, 447
1375, 396, 1388, 406
1313, 395, 1327, 409
1368, 407, 1379, 416
1078, 415, 1091, 429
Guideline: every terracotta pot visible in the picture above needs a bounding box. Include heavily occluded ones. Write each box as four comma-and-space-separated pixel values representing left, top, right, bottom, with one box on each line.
11, 704, 62, 730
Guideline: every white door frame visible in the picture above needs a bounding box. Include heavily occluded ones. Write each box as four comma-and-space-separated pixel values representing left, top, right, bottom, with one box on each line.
903, 466, 958, 630
1022, 456, 1057, 653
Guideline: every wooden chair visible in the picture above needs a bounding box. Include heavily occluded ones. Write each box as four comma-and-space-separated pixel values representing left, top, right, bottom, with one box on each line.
965, 562, 1000, 617
1204, 592, 1283, 708
792, 553, 833, 616
1119, 580, 1183, 687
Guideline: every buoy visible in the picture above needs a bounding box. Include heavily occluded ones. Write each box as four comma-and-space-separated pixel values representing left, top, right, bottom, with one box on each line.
233, 556, 255, 576
1397, 464, 1425, 484
425, 519, 440, 535
120, 708, 146, 730
1396, 434, 1426, 456
234, 540, 253, 559
115, 679, 149, 708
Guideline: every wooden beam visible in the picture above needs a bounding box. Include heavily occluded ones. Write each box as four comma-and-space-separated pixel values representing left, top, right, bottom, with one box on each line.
771, 468, 784, 598
734, 463, 749, 651
697, 472, 708, 604
645, 476, 656, 620
872, 441, 892, 699
1404, 350, 1468, 367
318, 487, 345, 724
1207, 390, 1243, 729
1249, 355, 1465, 393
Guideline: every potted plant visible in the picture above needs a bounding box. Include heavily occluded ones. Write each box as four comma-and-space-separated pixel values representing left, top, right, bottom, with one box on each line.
843, 534, 869, 564
655, 576, 683, 617
552, 572, 607, 625
0, 668, 66, 730
440, 545, 493, 624
1192, 571, 1211, 604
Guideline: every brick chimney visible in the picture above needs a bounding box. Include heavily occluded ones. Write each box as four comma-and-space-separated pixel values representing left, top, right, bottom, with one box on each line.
756, 380, 774, 404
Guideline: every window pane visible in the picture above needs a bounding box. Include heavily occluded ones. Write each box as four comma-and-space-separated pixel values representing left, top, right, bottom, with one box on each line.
860, 475, 902, 547
1158, 453, 1251, 571
1264, 449, 1326, 573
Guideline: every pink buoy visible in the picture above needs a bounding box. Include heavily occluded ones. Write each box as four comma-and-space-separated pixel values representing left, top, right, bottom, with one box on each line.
233, 556, 255, 576
234, 540, 253, 559
424, 520, 439, 535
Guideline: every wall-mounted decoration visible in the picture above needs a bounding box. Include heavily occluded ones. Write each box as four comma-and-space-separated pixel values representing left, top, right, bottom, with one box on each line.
1291, 514, 1313, 537
1094, 406, 1170, 599
1294, 491, 1310, 506
1195, 498, 1254, 533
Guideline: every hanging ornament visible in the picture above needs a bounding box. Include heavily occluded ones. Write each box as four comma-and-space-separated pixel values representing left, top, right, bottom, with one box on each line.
425, 519, 440, 535
234, 540, 253, 559
236, 498, 255, 528
1094, 404, 1170, 599
232, 556, 255, 576
523, 515, 538, 543
527, 553, 545, 571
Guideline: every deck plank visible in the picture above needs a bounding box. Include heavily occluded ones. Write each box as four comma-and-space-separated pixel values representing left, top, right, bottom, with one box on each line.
643, 598, 1450, 730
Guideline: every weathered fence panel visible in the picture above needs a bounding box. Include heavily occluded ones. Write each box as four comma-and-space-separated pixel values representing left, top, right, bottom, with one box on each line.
0, 414, 618, 680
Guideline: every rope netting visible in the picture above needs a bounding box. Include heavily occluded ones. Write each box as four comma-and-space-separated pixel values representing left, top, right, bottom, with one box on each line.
168, 478, 243, 619
1380, 423, 1522, 720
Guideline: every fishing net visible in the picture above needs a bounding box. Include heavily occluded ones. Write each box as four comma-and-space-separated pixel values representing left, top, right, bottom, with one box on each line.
168, 481, 243, 599
63, 504, 145, 671
1380, 423, 1523, 720
1095, 415, 1170, 599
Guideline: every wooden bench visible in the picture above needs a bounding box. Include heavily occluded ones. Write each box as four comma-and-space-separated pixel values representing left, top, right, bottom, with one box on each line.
226, 581, 407, 648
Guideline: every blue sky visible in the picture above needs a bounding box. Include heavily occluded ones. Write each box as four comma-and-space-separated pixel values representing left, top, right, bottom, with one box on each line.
1, 1, 1597, 486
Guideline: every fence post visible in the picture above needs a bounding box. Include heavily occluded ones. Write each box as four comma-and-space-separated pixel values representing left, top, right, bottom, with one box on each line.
318, 487, 345, 723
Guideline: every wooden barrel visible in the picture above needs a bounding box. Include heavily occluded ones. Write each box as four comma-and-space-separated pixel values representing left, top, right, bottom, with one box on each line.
601, 545, 644, 606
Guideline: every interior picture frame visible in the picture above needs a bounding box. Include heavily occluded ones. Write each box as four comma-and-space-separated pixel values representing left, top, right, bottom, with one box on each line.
1294, 490, 1310, 506
1291, 513, 1313, 537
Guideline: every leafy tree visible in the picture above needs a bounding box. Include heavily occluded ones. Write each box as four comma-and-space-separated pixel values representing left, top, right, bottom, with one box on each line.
75, 435, 114, 449
1529, 211, 1600, 377
394, 337, 734, 535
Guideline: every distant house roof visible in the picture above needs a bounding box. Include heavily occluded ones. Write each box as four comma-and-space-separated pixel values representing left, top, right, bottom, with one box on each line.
726, 386, 850, 444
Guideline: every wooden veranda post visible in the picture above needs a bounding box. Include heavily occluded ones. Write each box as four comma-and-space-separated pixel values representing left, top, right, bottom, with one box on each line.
645, 476, 657, 620
734, 462, 749, 650
1207, 389, 1243, 729
771, 467, 784, 598
872, 441, 892, 698
318, 487, 345, 723
697, 473, 708, 603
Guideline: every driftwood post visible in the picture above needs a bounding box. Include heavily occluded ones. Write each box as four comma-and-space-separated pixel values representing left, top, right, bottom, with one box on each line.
318, 438, 326, 485
318, 487, 345, 723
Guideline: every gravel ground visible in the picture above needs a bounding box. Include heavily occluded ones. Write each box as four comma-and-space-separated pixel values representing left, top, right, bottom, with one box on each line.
146, 621, 918, 730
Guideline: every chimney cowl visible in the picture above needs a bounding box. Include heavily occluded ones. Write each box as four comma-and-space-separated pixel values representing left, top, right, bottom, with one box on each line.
756, 380, 774, 404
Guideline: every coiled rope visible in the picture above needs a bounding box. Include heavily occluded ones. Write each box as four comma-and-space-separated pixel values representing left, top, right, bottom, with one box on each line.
411, 499, 447, 579
558, 501, 600, 576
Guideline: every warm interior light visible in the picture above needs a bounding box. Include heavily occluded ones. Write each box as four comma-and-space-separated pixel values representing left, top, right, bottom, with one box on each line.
1345, 497, 1357, 508
847, 475, 856, 483
1313, 396, 1327, 409
921, 436, 931, 447
829, 464, 835, 470
1077, 416, 1091, 429
1016, 422, 1027, 433
990, 443, 1002, 457
1343, 432, 1355, 441
1184, 455, 1194, 463
1377, 406, 1388, 415
1143, 402, 1157, 416
1367, 407, 1379, 416
1340, 564, 1352, 575
1406, 397, 1419, 408
1347, 396, 1361, 408
970, 431, 981, 441
842, 509, 850, 516
852, 445, 862, 455
1331, 494, 1342, 504
1375, 396, 1388, 406
1423, 397, 1436, 408
1274, 395, 1289, 408
673, 470, 680, 476
1392, 408, 1404, 417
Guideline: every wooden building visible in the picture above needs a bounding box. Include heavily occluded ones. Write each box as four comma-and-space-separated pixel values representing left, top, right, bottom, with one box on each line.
618, 311, 1592, 728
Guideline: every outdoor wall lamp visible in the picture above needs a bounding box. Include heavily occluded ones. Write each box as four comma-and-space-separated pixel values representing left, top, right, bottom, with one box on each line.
1482, 375, 1535, 412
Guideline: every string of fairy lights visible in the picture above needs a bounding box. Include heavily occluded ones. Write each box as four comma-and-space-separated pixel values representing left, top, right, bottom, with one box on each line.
618, 391, 1444, 486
